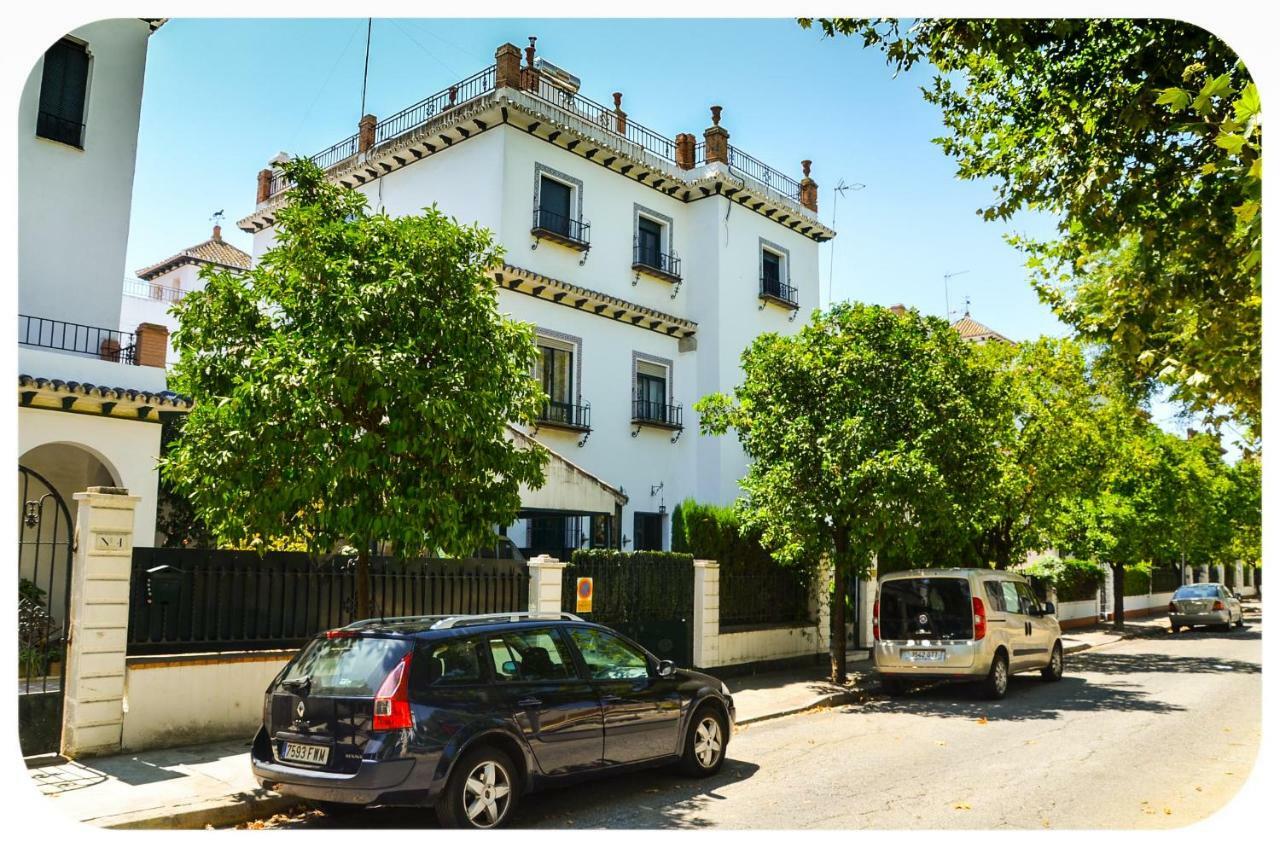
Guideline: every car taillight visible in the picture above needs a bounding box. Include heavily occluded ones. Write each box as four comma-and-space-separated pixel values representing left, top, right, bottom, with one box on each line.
872, 599, 880, 641
1212, 600, 1225, 611
972, 596, 987, 640
1168, 602, 1177, 613
372, 651, 414, 731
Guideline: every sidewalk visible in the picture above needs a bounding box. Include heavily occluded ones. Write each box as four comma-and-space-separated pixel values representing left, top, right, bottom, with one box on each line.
29, 607, 1211, 829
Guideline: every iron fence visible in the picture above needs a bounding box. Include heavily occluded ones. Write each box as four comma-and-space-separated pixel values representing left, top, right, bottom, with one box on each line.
760, 276, 799, 306
19, 314, 137, 364
532, 207, 591, 246
538, 399, 591, 430
123, 278, 185, 303
1151, 567, 1183, 594
126, 548, 529, 655
524, 75, 677, 164
719, 565, 813, 630
633, 239, 681, 279
375, 65, 496, 145
632, 397, 683, 428
728, 146, 802, 203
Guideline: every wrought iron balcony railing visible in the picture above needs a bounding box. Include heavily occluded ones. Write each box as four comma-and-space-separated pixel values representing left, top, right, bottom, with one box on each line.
19, 314, 137, 364
123, 278, 185, 304
632, 239, 681, 281
632, 397, 683, 429
531, 208, 591, 250
537, 399, 591, 431
760, 276, 799, 308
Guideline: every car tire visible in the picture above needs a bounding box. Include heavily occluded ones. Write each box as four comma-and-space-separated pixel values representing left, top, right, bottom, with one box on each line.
312, 801, 364, 818
436, 745, 520, 829
1040, 642, 1064, 681
983, 652, 1009, 700
680, 705, 728, 777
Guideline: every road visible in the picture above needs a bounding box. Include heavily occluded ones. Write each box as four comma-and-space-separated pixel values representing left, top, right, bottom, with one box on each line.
242, 618, 1261, 829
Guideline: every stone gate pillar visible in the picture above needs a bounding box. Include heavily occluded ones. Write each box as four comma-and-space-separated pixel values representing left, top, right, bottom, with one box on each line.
692, 560, 720, 669
62, 487, 138, 758
527, 555, 565, 615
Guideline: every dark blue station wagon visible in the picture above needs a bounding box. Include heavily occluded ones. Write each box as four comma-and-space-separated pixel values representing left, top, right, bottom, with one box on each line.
251, 612, 736, 828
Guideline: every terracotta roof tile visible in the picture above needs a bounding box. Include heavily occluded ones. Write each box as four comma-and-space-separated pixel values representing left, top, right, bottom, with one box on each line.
951, 313, 1012, 344
135, 225, 251, 280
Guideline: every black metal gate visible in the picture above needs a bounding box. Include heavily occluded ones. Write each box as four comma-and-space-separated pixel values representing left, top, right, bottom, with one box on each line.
18, 466, 74, 757
561, 555, 693, 668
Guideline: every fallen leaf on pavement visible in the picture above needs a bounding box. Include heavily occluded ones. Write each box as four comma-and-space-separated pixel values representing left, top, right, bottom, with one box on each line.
976, 717, 989, 725
935, 741, 947, 746
953, 803, 971, 810
1164, 808, 1172, 815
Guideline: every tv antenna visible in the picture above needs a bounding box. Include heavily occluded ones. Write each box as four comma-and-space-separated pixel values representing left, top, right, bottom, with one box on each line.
827, 179, 865, 305
943, 269, 969, 319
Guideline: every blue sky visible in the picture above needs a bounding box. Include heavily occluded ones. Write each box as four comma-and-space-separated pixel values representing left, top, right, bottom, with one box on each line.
126, 17, 1067, 341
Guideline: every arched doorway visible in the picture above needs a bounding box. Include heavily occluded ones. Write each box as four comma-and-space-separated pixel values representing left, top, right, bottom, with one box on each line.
17, 465, 75, 757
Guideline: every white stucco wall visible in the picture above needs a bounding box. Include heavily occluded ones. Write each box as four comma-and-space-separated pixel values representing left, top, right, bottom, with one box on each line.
717, 624, 824, 667
247, 121, 823, 546
18, 346, 169, 393
18, 405, 161, 543
19, 18, 152, 330
121, 652, 292, 751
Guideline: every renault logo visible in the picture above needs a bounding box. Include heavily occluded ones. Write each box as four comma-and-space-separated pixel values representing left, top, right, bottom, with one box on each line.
296, 701, 306, 719
918, 613, 929, 625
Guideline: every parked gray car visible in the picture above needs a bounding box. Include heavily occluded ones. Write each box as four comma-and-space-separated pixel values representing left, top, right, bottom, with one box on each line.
874, 568, 1063, 700
1168, 583, 1244, 631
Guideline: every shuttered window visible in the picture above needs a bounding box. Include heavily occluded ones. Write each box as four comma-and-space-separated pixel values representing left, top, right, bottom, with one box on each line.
37, 38, 90, 148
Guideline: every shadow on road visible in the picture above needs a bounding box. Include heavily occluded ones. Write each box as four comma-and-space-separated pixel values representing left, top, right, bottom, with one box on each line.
257, 758, 761, 829
1073, 649, 1260, 677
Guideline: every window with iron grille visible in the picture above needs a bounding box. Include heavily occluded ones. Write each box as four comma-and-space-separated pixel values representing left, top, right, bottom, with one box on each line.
538, 175, 573, 237
635, 360, 668, 423
536, 344, 573, 404
762, 249, 782, 285
37, 38, 89, 149
636, 217, 663, 268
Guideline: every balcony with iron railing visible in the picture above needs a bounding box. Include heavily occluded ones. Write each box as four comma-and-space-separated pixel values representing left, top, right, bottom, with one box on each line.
259, 51, 813, 216
123, 277, 186, 304
759, 275, 799, 309
632, 397, 683, 430
531, 208, 591, 252
535, 400, 592, 445
632, 239, 681, 283
19, 315, 137, 365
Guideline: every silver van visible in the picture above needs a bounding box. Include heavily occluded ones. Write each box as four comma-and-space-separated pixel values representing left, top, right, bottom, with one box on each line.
873, 568, 1064, 699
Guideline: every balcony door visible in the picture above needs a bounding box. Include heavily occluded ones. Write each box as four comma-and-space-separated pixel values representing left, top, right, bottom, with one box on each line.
635, 364, 667, 423
637, 217, 663, 268
539, 176, 573, 237
536, 343, 574, 424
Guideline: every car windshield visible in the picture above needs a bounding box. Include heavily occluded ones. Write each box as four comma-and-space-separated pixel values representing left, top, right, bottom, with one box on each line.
879, 577, 973, 640
1173, 585, 1221, 599
282, 636, 412, 697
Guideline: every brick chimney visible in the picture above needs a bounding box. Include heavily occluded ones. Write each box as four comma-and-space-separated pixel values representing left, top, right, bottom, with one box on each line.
799, 159, 818, 213
495, 42, 522, 89
134, 323, 169, 368
520, 36, 540, 91
358, 114, 377, 154
212, 224, 223, 242
613, 92, 627, 134
703, 106, 730, 165
675, 133, 696, 170
888, 304, 907, 316
256, 168, 273, 204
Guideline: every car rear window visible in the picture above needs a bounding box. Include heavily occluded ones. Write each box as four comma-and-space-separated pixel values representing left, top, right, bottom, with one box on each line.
1173, 585, 1221, 599
283, 636, 412, 697
879, 577, 973, 640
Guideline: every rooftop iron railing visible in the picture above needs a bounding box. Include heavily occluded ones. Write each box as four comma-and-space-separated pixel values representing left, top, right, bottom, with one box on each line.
123, 278, 185, 304
19, 314, 137, 364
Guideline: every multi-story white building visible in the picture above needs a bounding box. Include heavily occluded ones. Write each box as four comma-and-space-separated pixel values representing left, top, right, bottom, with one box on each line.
17, 19, 181, 550
235, 39, 834, 559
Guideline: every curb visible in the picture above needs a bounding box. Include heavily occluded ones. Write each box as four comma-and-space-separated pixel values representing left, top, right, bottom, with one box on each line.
100, 794, 297, 830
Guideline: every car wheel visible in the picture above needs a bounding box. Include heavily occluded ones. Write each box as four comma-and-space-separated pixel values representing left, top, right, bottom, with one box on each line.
436, 746, 519, 829
1040, 642, 1064, 681
680, 706, 728, 777
983, 652, 1009, 700
312, 801, 364, 818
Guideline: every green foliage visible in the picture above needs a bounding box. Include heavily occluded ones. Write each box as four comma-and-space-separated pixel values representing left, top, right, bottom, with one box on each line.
161, 159, 547, 607
1122, 562, 1154, 596
568, 549, 694, 569
155, 416, 213, 548
801, 18, 1260, 434
697, 302, 1003, 679
1020, 555, 1107, 602
670, 498, 779, 572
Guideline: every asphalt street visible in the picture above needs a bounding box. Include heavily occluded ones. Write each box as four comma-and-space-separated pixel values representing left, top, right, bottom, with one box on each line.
243, 616, 1261, 829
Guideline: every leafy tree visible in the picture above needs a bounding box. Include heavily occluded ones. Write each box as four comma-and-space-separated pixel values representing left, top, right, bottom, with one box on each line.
162, 159, 547, 618
1222, 453, 1261, 569
968, 337, 1113, 569
800, 18, 1261, 433
697, 303, 1003, 682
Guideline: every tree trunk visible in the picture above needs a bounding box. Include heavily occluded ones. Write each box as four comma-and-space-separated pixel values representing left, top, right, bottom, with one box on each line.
355, 548, 371, 620
1111, 563, 1126, 630
829, 531, 850, 684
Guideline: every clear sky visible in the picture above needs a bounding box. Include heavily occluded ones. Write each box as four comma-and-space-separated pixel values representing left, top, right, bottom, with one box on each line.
126, 17, 1067, 341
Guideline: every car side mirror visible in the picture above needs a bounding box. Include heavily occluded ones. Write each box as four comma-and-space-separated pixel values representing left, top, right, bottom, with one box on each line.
1042, 602, 1056, 616
656, 659, 676, 678
501, 660, 519, 676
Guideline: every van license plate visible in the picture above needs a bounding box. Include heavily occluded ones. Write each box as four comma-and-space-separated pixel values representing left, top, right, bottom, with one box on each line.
280, 742, 329, 766
903, 650, 945, 662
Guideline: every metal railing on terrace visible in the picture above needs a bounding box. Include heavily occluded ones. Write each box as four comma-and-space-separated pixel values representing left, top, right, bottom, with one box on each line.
262, 61, 807, 210
19, 314, 137, 364
123, 278, 185, 304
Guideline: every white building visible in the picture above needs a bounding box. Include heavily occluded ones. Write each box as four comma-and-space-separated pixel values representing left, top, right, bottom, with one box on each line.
235, 39, 834, 559
17, 18, 182, 556
122, 224, 251, 363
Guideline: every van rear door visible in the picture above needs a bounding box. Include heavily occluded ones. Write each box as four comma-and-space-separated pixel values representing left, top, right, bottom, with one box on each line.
266, 634, 413, 774
878, 577, 975, 669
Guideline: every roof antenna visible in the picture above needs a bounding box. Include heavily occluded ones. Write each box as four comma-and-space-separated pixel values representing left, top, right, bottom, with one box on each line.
359, 18, 373, 120
963, 295, 971, 317
827, 179, 865, 306
943, 269, 969, 319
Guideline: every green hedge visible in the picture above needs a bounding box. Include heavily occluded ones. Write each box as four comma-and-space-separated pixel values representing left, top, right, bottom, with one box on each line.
1021, 556, 1106, 602
568, 549, 693, 569
1121, 563, 1153, 596
564, 549, 694, 621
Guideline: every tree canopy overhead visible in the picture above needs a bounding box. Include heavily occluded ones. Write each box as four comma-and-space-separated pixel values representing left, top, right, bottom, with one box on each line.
162, 159, 547, 616
801, 18, 1261, 435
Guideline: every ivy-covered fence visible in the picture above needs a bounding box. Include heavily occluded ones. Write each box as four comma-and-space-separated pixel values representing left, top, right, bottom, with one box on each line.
1151, 566, 1184, 593
672, 499, 813, 629
1022, 556, 1106, 602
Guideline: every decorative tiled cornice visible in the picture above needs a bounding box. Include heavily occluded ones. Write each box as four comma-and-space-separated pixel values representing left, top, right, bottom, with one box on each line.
18, 375, 192, 423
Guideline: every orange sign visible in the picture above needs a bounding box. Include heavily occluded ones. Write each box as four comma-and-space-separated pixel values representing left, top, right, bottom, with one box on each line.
575, 576, 593, 613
